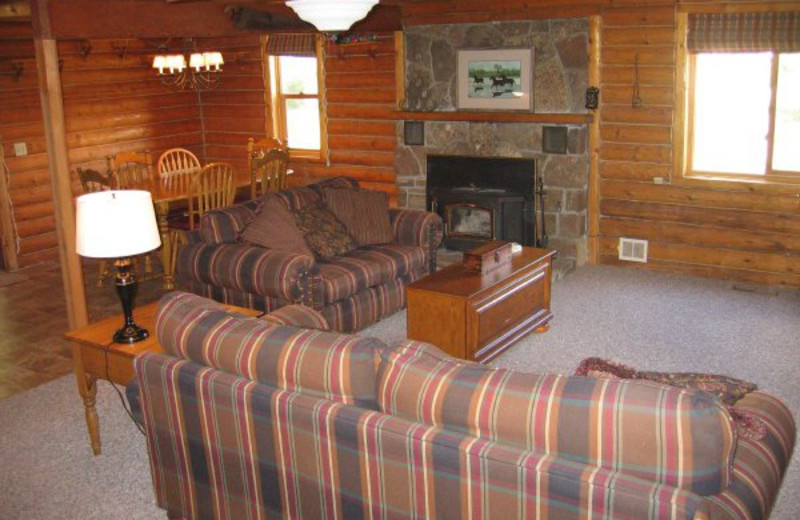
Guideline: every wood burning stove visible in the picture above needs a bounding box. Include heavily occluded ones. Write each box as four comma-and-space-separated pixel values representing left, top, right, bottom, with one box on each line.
426, 155, 542, 251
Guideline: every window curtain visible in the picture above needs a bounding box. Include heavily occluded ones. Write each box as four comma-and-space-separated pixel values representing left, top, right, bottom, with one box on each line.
265, 33, 316, 56
688, 11, 800, 52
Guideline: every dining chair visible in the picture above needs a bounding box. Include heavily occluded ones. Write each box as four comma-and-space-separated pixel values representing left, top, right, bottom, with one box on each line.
107, 150, 154, 189
188, 162, 237, 230
76, 167, 115, 287
157, 148, 201, 192
247, 137, 288, 199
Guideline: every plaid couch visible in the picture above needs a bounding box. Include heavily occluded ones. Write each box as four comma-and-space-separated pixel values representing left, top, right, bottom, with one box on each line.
133, 292, 795, 520
176, 177, 443, 333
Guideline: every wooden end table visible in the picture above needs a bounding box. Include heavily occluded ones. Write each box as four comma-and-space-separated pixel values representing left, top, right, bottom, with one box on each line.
407, 247, 555, 363
65, 300, 259, 455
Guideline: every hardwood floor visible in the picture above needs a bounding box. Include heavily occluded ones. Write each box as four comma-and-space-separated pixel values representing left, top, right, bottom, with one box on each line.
0, 258, 166, 400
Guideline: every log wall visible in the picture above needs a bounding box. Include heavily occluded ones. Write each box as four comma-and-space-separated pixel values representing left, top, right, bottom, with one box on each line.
289, 33, 399, 203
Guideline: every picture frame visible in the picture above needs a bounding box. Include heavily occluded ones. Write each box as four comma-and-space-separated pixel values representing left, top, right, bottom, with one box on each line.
457, 49, 533, 111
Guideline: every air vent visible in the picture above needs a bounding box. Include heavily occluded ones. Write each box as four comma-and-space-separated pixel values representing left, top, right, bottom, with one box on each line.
618, 238, 648, 263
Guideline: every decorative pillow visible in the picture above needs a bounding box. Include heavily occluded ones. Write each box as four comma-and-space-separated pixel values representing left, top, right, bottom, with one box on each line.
293, 202, 358, 261
240, 194, 314, 257
260, 304, 330, 331
322, 187, 394, 246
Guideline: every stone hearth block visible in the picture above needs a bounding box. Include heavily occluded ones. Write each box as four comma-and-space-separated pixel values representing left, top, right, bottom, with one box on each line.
543, 155, 587, 189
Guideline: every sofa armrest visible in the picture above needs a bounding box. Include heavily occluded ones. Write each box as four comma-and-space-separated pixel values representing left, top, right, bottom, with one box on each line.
261, 304, 330, 331
177, 242, 316, 304
198, 199, 262, 244
388, 208, 443, 274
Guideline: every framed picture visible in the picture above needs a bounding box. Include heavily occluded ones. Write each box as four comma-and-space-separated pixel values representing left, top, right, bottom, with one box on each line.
457, 49, 533, 111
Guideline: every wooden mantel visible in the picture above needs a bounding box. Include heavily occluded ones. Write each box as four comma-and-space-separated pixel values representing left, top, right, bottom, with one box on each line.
394, 111, 593, 124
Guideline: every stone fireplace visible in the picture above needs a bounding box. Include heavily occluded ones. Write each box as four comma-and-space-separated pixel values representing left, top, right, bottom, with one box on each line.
394, 19, 591, 268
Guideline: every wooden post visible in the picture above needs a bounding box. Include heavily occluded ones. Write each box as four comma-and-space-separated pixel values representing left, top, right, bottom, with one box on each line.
0, 135, 20, 270
394, 30, 405, 110
587, 15, 601, 264
32, 0, 88, 329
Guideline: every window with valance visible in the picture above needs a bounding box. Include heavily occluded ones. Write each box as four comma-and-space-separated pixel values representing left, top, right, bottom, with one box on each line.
681, 11, 799, 181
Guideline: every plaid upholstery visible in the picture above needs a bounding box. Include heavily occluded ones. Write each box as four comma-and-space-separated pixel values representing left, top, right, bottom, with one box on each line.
261, 304, 330, 331
318, 244, 427, 303
389, 208, 444, 274
135, 354, 711, 520
320, 273, 422, 333
271, 186, 321, 211
378, 342, 737, 496
155, 291, 385, 407
707, 392, 795, 520
182, 279, 288, 313
177, 242, 315, 303
198, 199, 262, 244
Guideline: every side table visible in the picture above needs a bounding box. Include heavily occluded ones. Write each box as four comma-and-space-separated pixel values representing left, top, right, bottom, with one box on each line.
64, 300, 259, 455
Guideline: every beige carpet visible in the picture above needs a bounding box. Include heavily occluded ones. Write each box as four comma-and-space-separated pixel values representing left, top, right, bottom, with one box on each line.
1, 265, 798, 519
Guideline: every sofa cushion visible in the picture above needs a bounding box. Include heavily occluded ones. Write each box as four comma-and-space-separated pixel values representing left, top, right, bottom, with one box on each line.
294, 202, 358, 261
318, 244, 427, 303
322, 187, 393, 246
155, 291, 385, 408
260, 304, 330, 331
378, 342, 736, 496
240, 193, 314, 258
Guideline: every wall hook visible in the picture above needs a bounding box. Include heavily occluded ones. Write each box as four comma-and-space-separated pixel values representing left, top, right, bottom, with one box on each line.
112, 42, 128, 60
11, 62, 23, 82
79, 40, 92, 58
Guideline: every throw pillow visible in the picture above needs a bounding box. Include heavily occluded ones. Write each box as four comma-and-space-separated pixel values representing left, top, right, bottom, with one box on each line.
293, 202, 358, 261
322, 187, 394, 246
240, 194, 314, 258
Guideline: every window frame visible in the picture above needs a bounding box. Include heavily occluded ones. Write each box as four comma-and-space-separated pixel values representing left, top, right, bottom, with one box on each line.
267, 36, 328, 163
674, 11, 800, 190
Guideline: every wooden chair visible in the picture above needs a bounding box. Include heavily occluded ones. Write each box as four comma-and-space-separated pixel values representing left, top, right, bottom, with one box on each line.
157, 148, 201, 192
188, 162, 237, 230
75, 167, 115, 286
247, 137, 288, 199
107, 151, 154, 189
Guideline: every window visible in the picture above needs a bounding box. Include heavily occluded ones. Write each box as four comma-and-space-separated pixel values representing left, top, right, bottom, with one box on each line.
678, 11, 800, 184
266, 34, 327, 160
688, 51, 800, 178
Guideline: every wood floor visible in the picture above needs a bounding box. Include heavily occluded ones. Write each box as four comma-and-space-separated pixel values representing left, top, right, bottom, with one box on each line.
0, 258, 166, 400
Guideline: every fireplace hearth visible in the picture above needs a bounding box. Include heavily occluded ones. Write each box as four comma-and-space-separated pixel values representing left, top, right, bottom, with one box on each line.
426, 155, 541, 251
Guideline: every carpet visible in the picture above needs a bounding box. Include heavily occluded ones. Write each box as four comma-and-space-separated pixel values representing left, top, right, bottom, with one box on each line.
1, 265, 798, 519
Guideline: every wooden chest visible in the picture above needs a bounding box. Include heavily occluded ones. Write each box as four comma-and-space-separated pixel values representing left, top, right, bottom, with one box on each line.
407, 247, 554, 363
463, 240, 513, 276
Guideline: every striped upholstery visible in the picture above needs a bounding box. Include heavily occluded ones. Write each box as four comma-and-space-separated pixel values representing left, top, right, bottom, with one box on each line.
318, 244, 426, 303
135, 354, 711, 520
261, 304, 330, 331
378, 342, 737, 496
707, 392, 795, 520
198, 198, 262, 244
389, 208, 444, 274
271, 186, 320, 211
156, 291, 385, 407
182, 279, 288, 313
177, 242, 315, 303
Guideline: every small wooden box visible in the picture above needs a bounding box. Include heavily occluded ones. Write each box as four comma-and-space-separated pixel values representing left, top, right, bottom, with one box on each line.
464, 241, 513, 276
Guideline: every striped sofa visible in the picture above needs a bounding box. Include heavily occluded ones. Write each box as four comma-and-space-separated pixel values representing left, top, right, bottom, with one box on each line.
134, 292, 795, 520
176, 177, 443, 332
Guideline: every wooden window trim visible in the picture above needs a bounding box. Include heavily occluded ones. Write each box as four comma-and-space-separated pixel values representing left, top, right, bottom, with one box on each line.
268, 36, 328, 163
673, 12, 800, 192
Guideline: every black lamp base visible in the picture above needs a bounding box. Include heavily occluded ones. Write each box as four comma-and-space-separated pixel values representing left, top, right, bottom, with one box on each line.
112, 258, 148, 345
113, 323, 149, 344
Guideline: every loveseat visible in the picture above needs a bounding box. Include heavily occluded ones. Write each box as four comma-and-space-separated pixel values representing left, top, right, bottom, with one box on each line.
176, 177, 443, 332
133, 292, 795, 520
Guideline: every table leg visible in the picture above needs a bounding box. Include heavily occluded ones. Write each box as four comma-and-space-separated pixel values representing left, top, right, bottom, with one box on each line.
154, 200, 175, 290
71, 343, 101, 455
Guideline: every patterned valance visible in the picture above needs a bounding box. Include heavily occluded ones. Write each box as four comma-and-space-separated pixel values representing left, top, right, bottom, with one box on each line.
688, 12, 800, 52
265, 33, 316, 57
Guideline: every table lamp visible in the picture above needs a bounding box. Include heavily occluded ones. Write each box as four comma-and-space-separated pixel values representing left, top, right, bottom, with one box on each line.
75, 190, 162, 344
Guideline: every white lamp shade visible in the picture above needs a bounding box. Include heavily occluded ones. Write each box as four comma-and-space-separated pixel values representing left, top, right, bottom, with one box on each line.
286, 0, 379, 32
75, 190, 162, 259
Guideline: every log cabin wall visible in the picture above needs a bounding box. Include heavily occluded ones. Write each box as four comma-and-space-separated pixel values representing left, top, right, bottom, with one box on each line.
198, 34, 266, 173
399, 1, 799, 288
289, 33, 399, 202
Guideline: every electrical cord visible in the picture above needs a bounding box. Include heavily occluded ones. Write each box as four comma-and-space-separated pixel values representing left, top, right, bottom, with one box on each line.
103, 344, 146, 436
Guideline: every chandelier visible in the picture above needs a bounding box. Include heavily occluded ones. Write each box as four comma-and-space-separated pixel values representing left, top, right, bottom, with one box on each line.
152, 49, 224, 91
286, 0, 379, 32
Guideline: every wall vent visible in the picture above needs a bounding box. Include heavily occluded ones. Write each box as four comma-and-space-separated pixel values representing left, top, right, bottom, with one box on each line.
618, 238, 648, 263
